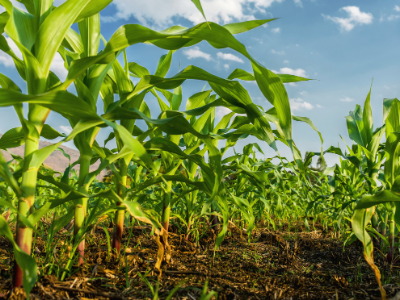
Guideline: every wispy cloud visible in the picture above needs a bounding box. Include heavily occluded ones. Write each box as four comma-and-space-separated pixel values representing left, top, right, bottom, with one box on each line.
216, 106, 232, 118
224, 64, 230, 69
0, 37, 22, 67
60, 126, 73, 134
217, 52, 244, 63
283, 60, 289, 64
340, 97, 354, 102
395, 5, 400, 12
293, 0, 302, 8
271, 49, 285, 55
100, 0, 284, 27
278, 67, 307, 77
183, 47, 212, 61
271, 27, 280, 33
299, 91, 308, 96
272, 68, 307, 86
290, 98, 313, 111
322, 6, 373, 32
51, 53, 68, 81
387, 15, 400, 21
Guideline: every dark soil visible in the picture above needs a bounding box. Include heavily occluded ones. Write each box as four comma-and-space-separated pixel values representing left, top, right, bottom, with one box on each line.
1, 222, 400, 300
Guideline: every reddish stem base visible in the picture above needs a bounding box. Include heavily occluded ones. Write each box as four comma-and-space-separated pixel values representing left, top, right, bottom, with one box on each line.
13, 227, 32, 287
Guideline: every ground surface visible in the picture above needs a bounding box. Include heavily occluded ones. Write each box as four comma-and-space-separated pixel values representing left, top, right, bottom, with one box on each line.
1, 222, 400, 299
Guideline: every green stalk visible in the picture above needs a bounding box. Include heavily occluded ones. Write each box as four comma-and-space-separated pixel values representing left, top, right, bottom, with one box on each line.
74, 155, 90, 266
210, 201, 220, 232
112, 160, 127, 256
161, 184, 171, 249
381, 212, 388, 250
371, 212, 380, 247
13, 137, 39, 287
185, 193, 193, 240
388, 209, 395, 264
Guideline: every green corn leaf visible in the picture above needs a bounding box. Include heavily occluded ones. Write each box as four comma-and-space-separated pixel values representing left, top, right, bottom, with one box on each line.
0, 127, 25, 149
383, 98, 397, 123
0, 0, 13, 14
33, 0, 53, 26
386, 99, 400, 140
227, 68, 311, 83
41, 124, 65, 139
155, 51, 173, 77
0, 89, 98, 119
17, 0, 35, 14
34, 0, 100, 75
78, 13, 100, 57
223, 19, 277, 34
190, 0, 207, 21
346, 105, 366, 147
60, 22, 292, 149
0, 73, 21, 91
363, 86, 373, 145
384, 132, 400, 186
0, 11, 9, 34
74, 0, 112, 23
101, 118, 156, 172
128, 62, 150, 78
5, 6, 37, 52
0, 151, 22, 196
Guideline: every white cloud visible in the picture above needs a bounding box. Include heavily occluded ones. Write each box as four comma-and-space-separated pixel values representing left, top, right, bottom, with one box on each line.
278, 67, 307, 77
216, 106, 232, 118
102, 0, 284, 27
183, 47, 212, 61
293, 0, 303, 7
387, 15, 400, 21
50, 53, 68, 81
299, 91, 308, 96
60, 125, 72, 134
0, 54, 13, 67
395, 5, 400, 12
0, 37, 22, 68
322, 6, 373, 32
340, 97, 354, 102
224, 64, 229, 69
271, 49, 285, 55
271, 27, 280, 33
316, 104, 323, 108
217, 52, 244, 63
290, 98, 313, 111
283, 60, 289, 63
9, 0, 26, 11
0, 6, 4, 13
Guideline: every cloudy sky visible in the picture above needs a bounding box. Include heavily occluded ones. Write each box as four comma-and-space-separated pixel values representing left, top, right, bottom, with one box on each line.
0, 0, 399, 166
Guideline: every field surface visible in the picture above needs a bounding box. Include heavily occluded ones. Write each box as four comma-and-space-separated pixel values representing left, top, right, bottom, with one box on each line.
2, 222, 400, 300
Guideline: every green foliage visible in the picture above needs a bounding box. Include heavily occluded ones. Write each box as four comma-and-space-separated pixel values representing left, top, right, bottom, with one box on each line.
1, 0, 397, 299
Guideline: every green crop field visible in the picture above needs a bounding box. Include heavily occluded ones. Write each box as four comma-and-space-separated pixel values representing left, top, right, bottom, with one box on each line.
0, 0, 398, 299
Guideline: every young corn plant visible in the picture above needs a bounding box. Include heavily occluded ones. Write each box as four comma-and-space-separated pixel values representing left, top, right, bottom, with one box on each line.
0, 0, 112, 295
351, 91, 399, 300
0, 2, 321, 298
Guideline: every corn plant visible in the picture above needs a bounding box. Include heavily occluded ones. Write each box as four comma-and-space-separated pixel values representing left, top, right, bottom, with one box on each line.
0, 1, 319, 298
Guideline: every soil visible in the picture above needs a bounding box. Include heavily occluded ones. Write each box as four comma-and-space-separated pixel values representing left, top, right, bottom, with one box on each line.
1, 221, 400, 300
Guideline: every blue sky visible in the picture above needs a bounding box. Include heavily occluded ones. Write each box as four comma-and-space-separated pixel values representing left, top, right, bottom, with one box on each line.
0, 0, 399, 166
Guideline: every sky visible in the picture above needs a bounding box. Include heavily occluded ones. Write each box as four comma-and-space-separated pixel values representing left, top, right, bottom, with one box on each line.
0, 0, 399, 166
